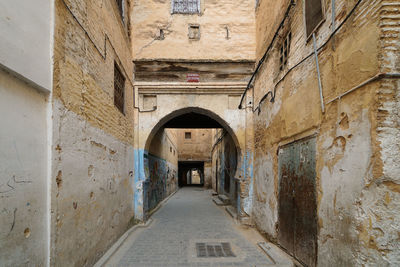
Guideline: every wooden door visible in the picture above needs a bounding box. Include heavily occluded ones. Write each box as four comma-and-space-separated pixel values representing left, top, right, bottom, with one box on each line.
278, 137, 317, 267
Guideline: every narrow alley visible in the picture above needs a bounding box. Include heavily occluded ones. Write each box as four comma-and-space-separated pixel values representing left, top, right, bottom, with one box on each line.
1, 0, 400, 266
101, 187, 291, 267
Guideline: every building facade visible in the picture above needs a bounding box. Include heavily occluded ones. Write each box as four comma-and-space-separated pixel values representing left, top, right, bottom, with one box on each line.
248, 0, 400, 266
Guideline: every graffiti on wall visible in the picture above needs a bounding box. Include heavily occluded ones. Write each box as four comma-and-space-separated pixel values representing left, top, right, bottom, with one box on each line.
146, 154, 178, 212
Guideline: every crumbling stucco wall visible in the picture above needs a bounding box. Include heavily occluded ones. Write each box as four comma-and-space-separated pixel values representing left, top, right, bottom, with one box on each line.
52, 0, 135, 265
131, 0, 255, 60
252, 0, 400, 265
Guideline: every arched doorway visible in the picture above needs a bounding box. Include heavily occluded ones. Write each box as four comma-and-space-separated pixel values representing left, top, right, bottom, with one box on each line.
136, 107, 242, 220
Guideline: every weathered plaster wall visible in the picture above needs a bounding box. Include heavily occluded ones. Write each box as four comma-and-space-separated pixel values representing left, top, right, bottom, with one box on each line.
0, 68, 48, 266
252, 0, 400, 265
357, 1, 400, 265
52, 0, 135, 265
131, 0, 255, 60
175, 129, 213, 162
147, 129, 179, 212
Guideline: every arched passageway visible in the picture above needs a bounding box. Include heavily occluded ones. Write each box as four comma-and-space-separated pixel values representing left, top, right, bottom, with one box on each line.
134, 107, 246, 220
178, 162, 204, 187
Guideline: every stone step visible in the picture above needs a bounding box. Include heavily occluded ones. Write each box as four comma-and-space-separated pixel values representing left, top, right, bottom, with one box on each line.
239, 215, 254, 227
211, 191, 218, 196
218, 194, 231, 205
225, 206, 237, 219
258, 242, 297, 267
212, 197, 229, 206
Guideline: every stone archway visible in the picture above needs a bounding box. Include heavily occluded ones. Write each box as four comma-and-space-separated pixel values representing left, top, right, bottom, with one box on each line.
134, 106, 248, 221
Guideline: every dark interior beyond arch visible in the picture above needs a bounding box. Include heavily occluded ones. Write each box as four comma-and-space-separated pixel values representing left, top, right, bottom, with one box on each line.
164, 112, 223, 128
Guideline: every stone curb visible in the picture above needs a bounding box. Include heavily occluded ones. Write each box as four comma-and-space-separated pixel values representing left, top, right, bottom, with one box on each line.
94, 219, 154, 267
94, 189, 179, 267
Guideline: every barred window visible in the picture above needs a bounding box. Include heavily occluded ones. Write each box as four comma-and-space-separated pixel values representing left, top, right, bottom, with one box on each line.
305, 0, 324, 37
279, 32, 291, 72
172, 0, 200, 14
114, 63, 125, 114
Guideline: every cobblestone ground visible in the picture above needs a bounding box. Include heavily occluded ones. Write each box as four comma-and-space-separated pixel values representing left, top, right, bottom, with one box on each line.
106, 188, 277, 267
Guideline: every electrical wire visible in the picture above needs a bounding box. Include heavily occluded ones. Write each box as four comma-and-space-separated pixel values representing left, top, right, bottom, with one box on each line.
238, 0, 296, 109
239, 0, 364, 115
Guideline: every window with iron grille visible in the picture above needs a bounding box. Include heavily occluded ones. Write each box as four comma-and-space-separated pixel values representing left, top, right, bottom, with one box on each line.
116, 0, 124, 20
279, 32, 291, 72
185, 132, 192, 139
172, 0, 200, 14
114, 63, 125, 114
305, 0, 324, 37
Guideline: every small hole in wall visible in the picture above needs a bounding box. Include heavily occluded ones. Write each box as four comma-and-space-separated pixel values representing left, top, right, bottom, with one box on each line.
225, 26, 230, 39
56, 171, 62, 189
24, 228, 31, 238
90, 192, 94, 199
157, 28, 165, 40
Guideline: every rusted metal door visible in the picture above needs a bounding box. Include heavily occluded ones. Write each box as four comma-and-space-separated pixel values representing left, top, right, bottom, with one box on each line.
278, 137, 317, 267
278, 143, 296, 254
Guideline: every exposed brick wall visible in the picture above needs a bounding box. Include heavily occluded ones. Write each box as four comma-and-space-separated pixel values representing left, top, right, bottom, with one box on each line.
51, 0, 136, 265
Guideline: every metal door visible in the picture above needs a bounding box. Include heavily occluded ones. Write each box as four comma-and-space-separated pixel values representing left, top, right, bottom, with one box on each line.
278, 137, 317, 267
278, 143, 296, 254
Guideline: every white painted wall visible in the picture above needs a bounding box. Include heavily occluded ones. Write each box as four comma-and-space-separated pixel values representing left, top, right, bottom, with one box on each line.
0, 1, 54, 265
0, 68, 48, 265
0, 0, 53, 92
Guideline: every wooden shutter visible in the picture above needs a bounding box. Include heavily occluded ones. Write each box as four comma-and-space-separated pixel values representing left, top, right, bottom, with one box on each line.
305, 0, 324, 37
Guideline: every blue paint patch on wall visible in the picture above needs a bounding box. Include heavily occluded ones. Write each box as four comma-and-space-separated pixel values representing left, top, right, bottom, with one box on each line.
242, 150, 254, 216
134, 149, 148, 221
134, 150, 178, 220
146, 154, 178, 212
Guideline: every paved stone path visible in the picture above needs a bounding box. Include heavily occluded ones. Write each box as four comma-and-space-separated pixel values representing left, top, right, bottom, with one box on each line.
105, 188, 279, 267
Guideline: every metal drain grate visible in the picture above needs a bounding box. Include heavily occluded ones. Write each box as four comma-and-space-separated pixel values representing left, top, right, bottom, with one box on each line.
196, 242, 236, 258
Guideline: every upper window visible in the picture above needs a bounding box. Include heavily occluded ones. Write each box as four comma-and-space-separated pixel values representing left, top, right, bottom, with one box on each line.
279, 32, 291, 72
305, 0, 324, 37
114, 63, 125, 114
116, 0, 124, 20
172, 0, 200, 14
188, 24, 200, 40
185, 132, 192, 139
